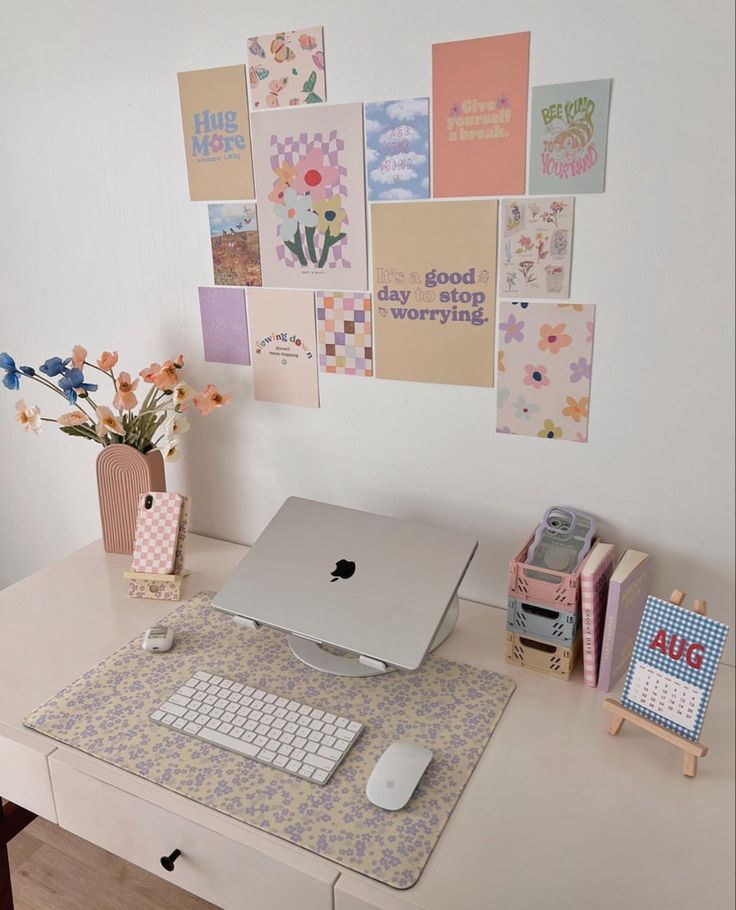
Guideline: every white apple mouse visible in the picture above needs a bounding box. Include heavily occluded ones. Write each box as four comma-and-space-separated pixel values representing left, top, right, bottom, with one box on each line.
366, 741, 433, 811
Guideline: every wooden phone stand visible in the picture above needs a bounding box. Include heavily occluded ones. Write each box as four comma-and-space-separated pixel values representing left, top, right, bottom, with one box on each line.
602, 589, 709, 779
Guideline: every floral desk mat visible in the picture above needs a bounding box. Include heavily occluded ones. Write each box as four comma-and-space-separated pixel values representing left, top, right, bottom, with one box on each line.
25, 592, 515, 889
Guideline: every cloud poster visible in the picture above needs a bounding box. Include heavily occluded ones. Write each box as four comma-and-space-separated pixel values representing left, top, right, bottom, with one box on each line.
247, 27, 326, 110
247, 288, 319, 408
178, 65, 255, 201
251, 103, 368, 291
432, 32, 529, 197
364, 98, 430, 201
371, 201, 497, 387
529, 79, 612, 194
207, 203, 262, 286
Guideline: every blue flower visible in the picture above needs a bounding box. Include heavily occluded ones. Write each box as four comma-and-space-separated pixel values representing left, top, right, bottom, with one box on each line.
58, 368, 98, 404
40, 356, 71, 377
0, 352, 23, 390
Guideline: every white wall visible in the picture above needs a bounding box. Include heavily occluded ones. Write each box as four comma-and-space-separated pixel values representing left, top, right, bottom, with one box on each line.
1, 0, 734, 663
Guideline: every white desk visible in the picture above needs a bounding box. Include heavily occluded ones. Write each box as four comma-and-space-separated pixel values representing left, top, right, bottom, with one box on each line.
1, 536, 733, 910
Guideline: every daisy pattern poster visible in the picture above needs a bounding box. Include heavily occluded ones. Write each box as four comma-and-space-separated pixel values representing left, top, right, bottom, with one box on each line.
247, 27, 326, 110
365, 98, 430, 201
251, 103, 368, 291
496, 301, 595, 442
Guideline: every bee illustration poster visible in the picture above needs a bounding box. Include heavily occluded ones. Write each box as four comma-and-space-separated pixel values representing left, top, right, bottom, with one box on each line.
251, 103, 368, 291
496, 301, 595, 442
499, 197, 574, 299
177, 65, 255, 201
364, 98, 430, 201
372, 200, 497, 387
247, 27, 326, 110
432, 32, 529, 197
208, 203, 262, 286
247, 288, 319, 408
529, 79, 612, 194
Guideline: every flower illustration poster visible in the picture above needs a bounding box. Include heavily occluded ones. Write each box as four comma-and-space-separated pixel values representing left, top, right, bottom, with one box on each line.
371, 200, 497, 388
250, 103, 367, 290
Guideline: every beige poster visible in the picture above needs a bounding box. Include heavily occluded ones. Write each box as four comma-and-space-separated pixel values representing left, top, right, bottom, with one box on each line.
178, 65, 255, 201
372, 201, 497, 387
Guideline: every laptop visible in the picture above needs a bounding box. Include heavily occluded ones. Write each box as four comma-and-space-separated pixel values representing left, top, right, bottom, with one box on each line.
213, 497, 478, 671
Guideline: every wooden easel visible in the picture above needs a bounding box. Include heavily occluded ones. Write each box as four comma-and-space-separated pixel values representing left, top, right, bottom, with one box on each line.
602, 589, 709, 779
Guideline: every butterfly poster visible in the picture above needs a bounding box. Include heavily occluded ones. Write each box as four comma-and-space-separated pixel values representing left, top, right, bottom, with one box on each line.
247, 27, 326, 110
207, 203, 262, 286
250, 103, 368, 291
529, 79, 612, 194
432, 32, 530, 197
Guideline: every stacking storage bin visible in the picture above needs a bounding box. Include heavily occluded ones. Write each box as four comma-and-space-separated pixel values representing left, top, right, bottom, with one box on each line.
505, 631, 581, 681
508, 532, 596, 610
506, 596, 578, 646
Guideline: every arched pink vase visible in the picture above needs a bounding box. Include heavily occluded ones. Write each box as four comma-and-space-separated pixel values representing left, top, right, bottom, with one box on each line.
96, 444, 166, 554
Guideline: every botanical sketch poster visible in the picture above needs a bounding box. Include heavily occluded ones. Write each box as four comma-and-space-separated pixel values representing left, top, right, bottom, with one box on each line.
499, 197, 574, 299
246, 288, 319, 408
529, 79, 612, 194
372, 201, 497, 387
247, 27, 326, 110
496, 301, 595, 442
207, 203, 262, 286
432, 32, 529, 197
251, 103, 368, 291
177, 65, 254, 201
364, 98, 430, 201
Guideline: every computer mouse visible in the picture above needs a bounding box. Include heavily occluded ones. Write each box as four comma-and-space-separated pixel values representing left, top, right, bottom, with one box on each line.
366, 741, 433, 811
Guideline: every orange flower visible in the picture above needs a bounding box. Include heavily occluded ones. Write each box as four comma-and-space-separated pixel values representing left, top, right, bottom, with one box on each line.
113, 372, 139, 410
538, 323, 572, 355
96, 406, 124, 437
562, 396, 589, 423
151, 360, 179, 391
193, 384, 232, 416
58, 410, 89, 427
71, 345, 88, 369
174, 354, 184, 368
139, 362, 161, 382
97, 351, 119, 371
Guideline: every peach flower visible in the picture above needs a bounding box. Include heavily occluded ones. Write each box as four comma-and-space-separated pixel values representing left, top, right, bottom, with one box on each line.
538, 323, 572, 355
139, 362, 162, 383
97, 351, 119, 371
15, 399, 42, 434
58, 410, 89, 427
562, 396, 589, 423
174, 354, 184, 368
113, 372, 139, 410
151, 360, 179, 391
71, 345, 87, 369
172, 382, 193, 408
193, 384, 232, 416
96, 406, 124, 437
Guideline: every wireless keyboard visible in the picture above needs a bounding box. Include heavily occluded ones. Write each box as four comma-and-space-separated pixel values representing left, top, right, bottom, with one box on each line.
151, 670, 364, 785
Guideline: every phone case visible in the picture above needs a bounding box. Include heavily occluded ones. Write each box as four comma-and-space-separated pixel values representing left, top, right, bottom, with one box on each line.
526, 506, 597, 576
131, 492, 184, 574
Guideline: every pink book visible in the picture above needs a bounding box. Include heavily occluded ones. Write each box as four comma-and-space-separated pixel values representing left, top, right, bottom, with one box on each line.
597, 550, 651, 692
580, 542, 615, 687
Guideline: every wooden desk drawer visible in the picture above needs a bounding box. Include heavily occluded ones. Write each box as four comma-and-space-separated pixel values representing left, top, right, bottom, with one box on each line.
49, 751, 336, 910
0, 723, 57, 821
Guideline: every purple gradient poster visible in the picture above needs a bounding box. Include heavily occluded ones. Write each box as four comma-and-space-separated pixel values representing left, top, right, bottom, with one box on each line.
198, 287, 250, 365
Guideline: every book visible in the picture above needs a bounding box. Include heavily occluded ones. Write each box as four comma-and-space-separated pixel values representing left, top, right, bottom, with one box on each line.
580, 542, 615, 687
597, 550, 650, 692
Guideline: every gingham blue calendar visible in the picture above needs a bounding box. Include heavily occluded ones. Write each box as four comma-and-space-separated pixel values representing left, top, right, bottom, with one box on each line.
621, 596, 729, 741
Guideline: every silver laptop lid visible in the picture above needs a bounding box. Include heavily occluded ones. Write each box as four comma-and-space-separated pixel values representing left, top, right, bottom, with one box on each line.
213, 497, 478, 671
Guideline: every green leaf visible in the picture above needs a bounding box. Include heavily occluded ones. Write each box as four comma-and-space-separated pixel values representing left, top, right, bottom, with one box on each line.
292, 67, 297, 76
302, 71, 316, 93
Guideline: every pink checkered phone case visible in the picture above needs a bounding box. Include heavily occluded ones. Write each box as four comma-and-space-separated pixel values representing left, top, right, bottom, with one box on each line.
131, 492, 184, 575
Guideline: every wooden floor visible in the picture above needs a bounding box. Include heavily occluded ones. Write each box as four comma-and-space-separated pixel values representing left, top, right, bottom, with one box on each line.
7, 818, 219, 910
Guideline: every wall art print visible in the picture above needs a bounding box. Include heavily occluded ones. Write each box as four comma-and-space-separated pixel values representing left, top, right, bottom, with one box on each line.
198, 287, 250, 365
207, 203, 262, 286
499, 197, 574, 299
251, 103, 368, 290
247, 26, 326, 110
364, 98, 430, 201
529, 78, 612, 195
316, 291, 373, 376
496, 300, 595, 442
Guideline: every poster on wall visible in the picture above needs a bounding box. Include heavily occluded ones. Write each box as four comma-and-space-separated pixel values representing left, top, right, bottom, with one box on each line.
207, 203, 262, 286
496, 300, 595, 442
198, 287, 250, 365
247, 27, 326, 110
316, 291, 373, 376
177, 65, 255, 201
371, 200, 497, 387
431, 32, 530, 197
247, 288, 319, 408
364, 98, 430, 201
529, 78, 612, 195
499, 197, 574, 299
251, 103, 368, 291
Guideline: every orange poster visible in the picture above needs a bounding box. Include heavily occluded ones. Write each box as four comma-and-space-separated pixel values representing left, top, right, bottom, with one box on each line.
432, 32, 530, 197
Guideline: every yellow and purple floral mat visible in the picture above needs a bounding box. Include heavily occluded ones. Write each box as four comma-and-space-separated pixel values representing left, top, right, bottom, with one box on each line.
25, 592, 515, 889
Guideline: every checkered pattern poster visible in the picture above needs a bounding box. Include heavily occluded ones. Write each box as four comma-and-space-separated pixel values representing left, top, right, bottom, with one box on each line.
316, 292, 373, 376
621, 596, 729, 742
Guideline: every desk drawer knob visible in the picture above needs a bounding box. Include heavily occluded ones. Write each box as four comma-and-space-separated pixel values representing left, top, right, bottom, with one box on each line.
160, 849, 181, 872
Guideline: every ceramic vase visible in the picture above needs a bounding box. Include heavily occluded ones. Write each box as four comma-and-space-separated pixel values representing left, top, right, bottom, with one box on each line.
96, 444, 166, 554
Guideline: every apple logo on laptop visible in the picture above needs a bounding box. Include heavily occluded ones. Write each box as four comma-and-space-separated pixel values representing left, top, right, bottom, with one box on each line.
330, 559, 356, 582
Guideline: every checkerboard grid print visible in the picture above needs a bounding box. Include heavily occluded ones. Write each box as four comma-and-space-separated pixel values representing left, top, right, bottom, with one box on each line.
271, 131, 350, 270
132, 493, 183, 574
621, 595, 729, 741
316, 292, 373, 377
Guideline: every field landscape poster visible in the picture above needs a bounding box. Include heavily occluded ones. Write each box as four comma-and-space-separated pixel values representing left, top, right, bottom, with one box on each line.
371, 200, 497, 387
207, 203, 262, 286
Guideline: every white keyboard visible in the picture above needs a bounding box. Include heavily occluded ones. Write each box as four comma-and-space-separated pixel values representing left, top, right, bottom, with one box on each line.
151, 670, 364, 785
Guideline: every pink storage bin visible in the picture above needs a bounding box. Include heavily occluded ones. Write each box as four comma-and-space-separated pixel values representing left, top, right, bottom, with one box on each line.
508, 530, 596, 613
